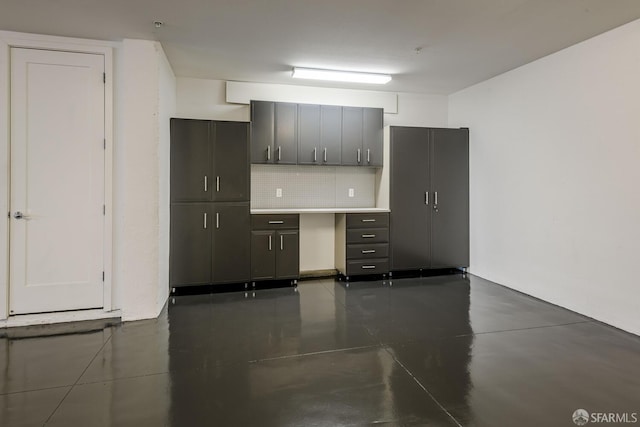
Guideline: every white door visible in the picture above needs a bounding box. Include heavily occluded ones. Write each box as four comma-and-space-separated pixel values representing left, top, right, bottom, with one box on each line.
9, 48, 105, 315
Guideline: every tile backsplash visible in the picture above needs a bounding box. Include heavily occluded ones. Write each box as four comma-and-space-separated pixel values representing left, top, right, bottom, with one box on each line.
251, 165, 376, 209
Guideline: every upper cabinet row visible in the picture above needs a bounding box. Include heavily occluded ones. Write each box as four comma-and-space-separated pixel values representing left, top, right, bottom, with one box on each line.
250, 101, 384, 167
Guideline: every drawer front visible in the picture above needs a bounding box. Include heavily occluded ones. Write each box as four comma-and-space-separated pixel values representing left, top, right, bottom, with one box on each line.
346, 213, 389, 229
251, 214, 299, 230
346, 243, 389, 260
346, 228, 389, 244
346, 259, 389, 276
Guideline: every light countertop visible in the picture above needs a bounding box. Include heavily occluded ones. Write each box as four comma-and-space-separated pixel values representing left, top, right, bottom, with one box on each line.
250, 207, 390, 214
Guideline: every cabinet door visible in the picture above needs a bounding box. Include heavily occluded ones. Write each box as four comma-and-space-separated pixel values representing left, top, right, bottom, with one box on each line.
320, 105, 342, 165
276, 230, 299, 279
389, 127, 431, 270
274, 102, 298, 164
297, 104, 321, 165
170, 119, 211, 202
362, 108, 383, 167
212, 203, 250, 284
250, 101, 274, 164
251, 230, 276, 280
341, 107, 363, 165
170, 203, 212, 287
212, 121, 249, 202
430, 128, 469, 269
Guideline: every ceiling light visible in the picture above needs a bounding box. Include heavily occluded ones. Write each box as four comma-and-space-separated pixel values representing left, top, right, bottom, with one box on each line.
292, 67, 392, 84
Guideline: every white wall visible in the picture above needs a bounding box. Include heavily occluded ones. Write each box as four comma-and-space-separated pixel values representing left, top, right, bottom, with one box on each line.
115, 39, 175, 321
176, 78, 449, 272
449, 20, 640, 335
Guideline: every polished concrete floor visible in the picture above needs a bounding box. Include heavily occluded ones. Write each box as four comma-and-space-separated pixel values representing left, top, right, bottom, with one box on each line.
1, 274, 639, 427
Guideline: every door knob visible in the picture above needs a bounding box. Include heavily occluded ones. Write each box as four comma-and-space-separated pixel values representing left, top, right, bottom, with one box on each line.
14, 211, 28, 219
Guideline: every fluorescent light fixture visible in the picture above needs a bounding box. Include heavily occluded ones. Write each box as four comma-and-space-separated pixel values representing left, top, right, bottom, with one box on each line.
292, 67, 391, 84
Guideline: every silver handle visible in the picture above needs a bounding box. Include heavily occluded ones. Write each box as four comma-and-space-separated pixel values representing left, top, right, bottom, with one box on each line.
357, 148, 361, 163
268, 220, 284, 224
425, 192, 429, 205
367, 149, 370, 163
361, 219, 376, 223
362, 234, 376, 238
361, 265, 376, 269
216, 176, 220, 192
14, 211, 28, 220
434, 191, 438, 206
280, 235, 284, 251
204, 176, 208, 192
277, 146, 281, 161
362, 250, 376, 254
323, 148, 327, 162
268, 235, 272, 251
267, 145, 271, 160
313, 147, 317, 162
203, 213, 207, 229
216, 213, 220, 229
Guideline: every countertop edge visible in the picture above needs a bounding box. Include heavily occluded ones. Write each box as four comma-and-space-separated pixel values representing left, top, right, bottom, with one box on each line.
250, 208, 390, 214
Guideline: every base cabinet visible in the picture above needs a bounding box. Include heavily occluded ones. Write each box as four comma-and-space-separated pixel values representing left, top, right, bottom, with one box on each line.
335, 213, 390, 279
251, 215, 299, 283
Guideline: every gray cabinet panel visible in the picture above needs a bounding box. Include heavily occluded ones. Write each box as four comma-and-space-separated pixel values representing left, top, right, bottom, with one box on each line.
346, 213, 389, 228
297, 104, 321, 165
276, 231, 299, 279
346, 243, 389, 259
251, 214, 299, 230
212, 203, 250, 284
251, 231, 276, 280
170, 203, 212, 287
341, 107, 363, 165
212, 121, 249, 202
346, 228, 389, 244
390, 127, 431, 270
250, 101, 274, 163
170, 119, 211, 202
362, 108, 383, 167
346, 259, 389, 276
274, 102, 298, 164
430, 128, 470, 268
320, 105, 342, 165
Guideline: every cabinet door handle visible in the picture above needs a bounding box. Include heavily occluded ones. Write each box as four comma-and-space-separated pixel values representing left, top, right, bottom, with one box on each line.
357, 148, 361, 163
216, 213, 220, 229
323, 147, 327, 162
362, 250, 376, 254
434, 191, 438, 206
313, 147, 317, 162
425, 192, 429, 205
203, 213, 207, 229
361, 265, 376, 269
268, 235, 272, 251
362, 234, 376, 238
367, 149, 370, 163
277, 146, 281, 161
268, 220, 284, 225
267, 145, 271, 161
204, 176, 208, 192
361, 219, 376, 223
280, 234, 284, 251
216, 176, 220, 192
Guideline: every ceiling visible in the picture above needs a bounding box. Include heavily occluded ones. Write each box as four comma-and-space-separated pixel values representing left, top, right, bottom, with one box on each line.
2, 0, 640, 94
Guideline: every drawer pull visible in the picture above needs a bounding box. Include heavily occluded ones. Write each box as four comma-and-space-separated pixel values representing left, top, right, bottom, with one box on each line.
362, 234, 376, 238
361, 250, 376, 254
361, 219, 376, 223
361, 265, 376, 269
268, 220, 284, 224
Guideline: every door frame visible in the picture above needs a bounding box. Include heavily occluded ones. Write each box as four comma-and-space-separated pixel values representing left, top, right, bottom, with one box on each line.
0, 31, 115, 320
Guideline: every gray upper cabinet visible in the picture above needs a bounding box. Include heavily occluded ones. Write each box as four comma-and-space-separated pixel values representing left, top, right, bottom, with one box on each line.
171, 118, 249, 202
341, 107, 363, 166
274, 102, 298, 164
170, 119, 211, 202
389, 126, 469, 272
320, 105, 342, 165
297, 104, 321, 165
250, 101, 274, 164
362, 108, 383, 167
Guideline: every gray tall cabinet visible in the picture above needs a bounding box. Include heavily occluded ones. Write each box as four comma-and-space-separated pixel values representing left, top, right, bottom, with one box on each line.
170, 119, 250, 288
389, 126, 469, 272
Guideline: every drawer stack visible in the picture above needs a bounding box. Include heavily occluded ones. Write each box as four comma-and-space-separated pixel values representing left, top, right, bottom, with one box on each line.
335, 212, 390, 280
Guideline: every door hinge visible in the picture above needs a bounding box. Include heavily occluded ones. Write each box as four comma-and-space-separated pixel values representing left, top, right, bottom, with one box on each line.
102, 271, 105, 281
103, 205, 106, 215
104, 139, 106, 149
103, 73, 106, 83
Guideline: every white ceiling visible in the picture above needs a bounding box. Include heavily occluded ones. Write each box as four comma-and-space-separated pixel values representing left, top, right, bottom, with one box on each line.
2, 0, 640, 94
